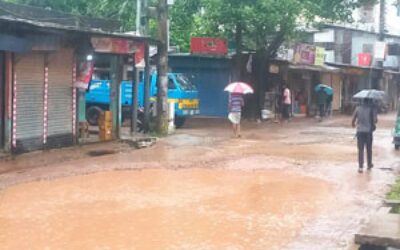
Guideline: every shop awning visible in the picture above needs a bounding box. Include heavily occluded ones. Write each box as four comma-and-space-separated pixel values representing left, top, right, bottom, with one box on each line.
289, 63, 341, 73
0, 34, 31, 52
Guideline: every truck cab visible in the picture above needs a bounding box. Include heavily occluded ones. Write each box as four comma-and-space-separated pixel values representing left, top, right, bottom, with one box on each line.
86, 71, 199, 129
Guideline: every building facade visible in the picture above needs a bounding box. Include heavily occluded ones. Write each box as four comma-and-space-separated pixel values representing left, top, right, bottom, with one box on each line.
0, 2, 151, 154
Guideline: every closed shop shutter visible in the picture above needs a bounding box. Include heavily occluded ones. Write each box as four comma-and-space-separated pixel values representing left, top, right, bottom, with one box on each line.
14, 53, 45, 152
321, 73, 342, 111
331, 74, 342, 111
169, 56, 231, 117
47, 48, 73, 148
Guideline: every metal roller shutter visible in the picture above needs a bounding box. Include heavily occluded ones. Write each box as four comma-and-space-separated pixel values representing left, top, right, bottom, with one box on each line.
14, 53, 45, 152
47, 48, 74, 148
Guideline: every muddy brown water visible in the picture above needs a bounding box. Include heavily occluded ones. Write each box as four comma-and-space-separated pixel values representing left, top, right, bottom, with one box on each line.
0, 115, 398, 250
0, 169, 331, 250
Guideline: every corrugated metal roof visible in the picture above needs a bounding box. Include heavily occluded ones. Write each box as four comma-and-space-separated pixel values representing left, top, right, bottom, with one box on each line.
0, 1, 156, 43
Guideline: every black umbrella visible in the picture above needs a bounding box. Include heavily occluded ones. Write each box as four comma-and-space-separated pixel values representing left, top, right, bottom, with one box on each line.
353, 89, 387, 101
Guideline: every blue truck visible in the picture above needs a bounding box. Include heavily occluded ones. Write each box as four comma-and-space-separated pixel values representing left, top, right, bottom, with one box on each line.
85, 72, 200, 129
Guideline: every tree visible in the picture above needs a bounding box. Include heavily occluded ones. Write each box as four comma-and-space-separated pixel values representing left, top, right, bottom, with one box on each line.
5, 0, 138, 31
170, 0, 371, 118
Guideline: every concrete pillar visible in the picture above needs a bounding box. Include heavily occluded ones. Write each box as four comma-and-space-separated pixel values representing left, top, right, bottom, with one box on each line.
110, 56, 123, 139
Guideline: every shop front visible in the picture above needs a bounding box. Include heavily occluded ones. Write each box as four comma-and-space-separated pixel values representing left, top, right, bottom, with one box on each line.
327, 63, 382, 114
0, 10, 151, 154
288, 64, 341, 116
383, 71, 400, 111
12, 47, 75, 153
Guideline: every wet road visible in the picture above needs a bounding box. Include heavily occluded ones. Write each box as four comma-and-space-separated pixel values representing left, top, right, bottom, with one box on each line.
0, 115, 398, 249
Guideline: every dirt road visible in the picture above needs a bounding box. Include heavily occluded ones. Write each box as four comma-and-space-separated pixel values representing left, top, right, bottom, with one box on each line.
0, 115, 398, 249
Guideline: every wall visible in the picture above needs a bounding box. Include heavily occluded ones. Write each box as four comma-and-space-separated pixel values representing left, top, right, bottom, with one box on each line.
351, 31, 377, 66
353, 0, 400, 35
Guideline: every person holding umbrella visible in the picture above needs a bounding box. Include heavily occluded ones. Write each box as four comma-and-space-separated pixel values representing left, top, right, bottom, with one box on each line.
314, 84, 333, 121
352, 90, 381, 173
224, 82, 254, 138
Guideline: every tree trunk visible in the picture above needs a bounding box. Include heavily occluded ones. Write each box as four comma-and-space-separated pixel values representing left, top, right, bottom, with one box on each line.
156, 0, 169, 135
251, 32, 285, 119
233, 22, 243, 81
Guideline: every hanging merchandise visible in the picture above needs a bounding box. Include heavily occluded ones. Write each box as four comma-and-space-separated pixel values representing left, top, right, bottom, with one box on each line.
74, 61, 94, 90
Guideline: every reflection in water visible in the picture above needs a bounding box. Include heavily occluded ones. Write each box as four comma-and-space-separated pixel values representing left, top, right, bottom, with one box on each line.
0, 169, 331, 250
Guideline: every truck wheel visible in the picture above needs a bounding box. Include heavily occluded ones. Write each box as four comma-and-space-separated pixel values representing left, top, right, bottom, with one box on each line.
87, 106, 103, 126
175, 117, 186, 128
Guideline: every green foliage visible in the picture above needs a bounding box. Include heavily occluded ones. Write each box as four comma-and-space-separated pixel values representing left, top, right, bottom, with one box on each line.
5, 0, 138, 31
387, 179, 400, 214
6, 0, 377, 52
387, 179, 400, 200
170, 0, 368, 53
169, 0, 202, 51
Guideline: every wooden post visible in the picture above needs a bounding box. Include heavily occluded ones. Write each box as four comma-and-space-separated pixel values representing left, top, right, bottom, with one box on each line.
143, 42, 151, 132
131, 53, 138, 135
156, 0, 169, 135
0, 52, 4, 149
4, 52, 12, 152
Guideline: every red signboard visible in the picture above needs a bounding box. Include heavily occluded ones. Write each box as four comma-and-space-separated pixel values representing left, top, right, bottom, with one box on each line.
358, 53, 372, 66
190, 37, 228, 55
91, 37, 142, 55
74, 61, 94, 89
134, 42, 145, 65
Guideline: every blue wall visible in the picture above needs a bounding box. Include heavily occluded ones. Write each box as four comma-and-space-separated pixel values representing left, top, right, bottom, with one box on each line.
169, 55, 232, 117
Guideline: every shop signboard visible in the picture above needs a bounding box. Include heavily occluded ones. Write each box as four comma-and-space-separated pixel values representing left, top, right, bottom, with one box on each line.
190, 37, 228, 55
74, 61, 94, 89
358, 53, 372, 66
293, 43, 316, 65
91, 37, 141, 54
269, 64, 280, 74
374, 41, 386, 61
314, 47, 325, 66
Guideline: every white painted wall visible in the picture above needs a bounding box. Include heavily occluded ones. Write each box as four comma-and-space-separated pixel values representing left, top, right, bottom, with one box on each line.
352, 0, 400, 36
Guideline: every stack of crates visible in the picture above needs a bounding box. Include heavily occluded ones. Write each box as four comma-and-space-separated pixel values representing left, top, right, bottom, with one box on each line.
98, 111, 113, 141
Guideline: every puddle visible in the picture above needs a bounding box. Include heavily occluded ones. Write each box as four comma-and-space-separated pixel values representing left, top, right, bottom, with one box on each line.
87, 150, 117, 157
0, 169, 331, 250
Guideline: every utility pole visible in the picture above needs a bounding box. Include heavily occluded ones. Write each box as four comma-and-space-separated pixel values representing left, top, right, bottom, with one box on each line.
136, 0, 142, 35
377, 0, 386, 89
379, 0, 386, 42
156, 0, 169, 135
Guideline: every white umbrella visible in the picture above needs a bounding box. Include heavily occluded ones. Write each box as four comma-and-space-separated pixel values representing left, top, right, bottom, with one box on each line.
224, 82, 254, 94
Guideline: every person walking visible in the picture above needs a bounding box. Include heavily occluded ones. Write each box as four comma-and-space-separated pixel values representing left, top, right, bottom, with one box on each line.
317, 88, 327, 121
326, 94, 333, 117
281, 85, 291, 122
228, 93, 244, 138
352, 98, 378, 173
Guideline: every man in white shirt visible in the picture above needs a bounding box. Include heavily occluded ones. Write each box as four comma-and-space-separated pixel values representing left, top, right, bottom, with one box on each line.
281, 85, 291, 122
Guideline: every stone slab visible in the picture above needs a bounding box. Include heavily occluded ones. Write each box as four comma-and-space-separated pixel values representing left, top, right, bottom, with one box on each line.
355, 213, 400, 248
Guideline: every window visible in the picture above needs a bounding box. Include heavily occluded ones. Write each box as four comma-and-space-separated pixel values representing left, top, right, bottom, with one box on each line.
168, 78, 176, 90
363, 44, 373, 54
396, 0, 400, 16
176, 74, 196, 91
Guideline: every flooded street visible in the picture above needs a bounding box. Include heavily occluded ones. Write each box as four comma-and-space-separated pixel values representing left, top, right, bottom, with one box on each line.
0, 115, 398, 249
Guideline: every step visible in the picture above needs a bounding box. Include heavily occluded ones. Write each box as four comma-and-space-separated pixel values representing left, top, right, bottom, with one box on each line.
355, 213, 400, 248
